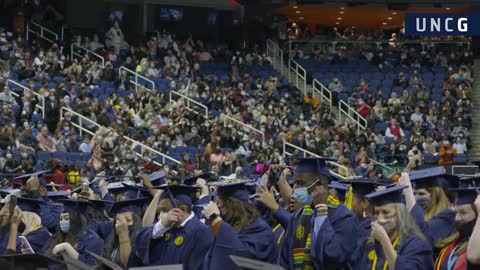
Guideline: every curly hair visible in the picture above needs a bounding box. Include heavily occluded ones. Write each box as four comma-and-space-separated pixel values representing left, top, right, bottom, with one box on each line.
219, 196, 260, 231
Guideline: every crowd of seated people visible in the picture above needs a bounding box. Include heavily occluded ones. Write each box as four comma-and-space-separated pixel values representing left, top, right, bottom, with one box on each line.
290, 30, 473, 174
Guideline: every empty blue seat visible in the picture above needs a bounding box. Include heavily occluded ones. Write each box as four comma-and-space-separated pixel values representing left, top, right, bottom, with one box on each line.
53, 151, 67, 160
67, 152, 82, 162
37, 151, 51, 161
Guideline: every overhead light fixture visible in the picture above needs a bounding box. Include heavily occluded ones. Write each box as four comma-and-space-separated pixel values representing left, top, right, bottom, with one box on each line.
293, 6, 298, 9
300, 17, 304, 20
337, 17, 342, 20
392, 12, 397, 15
296, 10, 301, 14
339, 11, 344, 14
445, 7, 451, 10
382, 22, 387, 25
340, 7, 345, 10
336, 22, 340, 25
388, 17, 392, 20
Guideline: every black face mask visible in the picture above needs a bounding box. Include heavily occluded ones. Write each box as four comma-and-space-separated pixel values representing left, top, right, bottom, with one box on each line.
456, 219, 477, 238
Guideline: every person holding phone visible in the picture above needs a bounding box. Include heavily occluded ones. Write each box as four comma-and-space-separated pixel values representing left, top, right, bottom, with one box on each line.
279, 157, 358, 270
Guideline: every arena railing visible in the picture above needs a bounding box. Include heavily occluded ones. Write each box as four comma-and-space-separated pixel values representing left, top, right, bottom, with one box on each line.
6, 79, 45, 118
118, 66, 155, 92
169, 90, 208, 117
312, 78, 332, 112
288, 58, 307, 96
266, 39, 284, 75
338, 100, 368, 133
59, 107, 180, 167
222, 114, 265, 142
26, 21, 59, 44
282, 141, 353, 179
71, 43, 105, 68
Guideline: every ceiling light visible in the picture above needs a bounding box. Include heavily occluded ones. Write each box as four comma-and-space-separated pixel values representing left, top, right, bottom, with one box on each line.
296, 10, 301, 14
336, 22, 340, 25
392, 12, 397, 15
337, 17, 342, 20
293, 6, 298, 9
387, 17, 392, 20
339, 11, 344, 14
300, 17, 304, 20
340, 7, 345, 10
382, 22, 387, 25
445, 7, 451, 10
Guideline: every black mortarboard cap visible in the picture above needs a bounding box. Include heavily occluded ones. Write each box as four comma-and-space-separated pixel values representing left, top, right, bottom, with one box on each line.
122, 183, 151, 199
449, 188, 480, 205
328, 181, 349, 202
47, 191, 71, 201
409, 166, 459, 189
17, 197, 45, 212
344, 179, 384, 197
288, 157, 335, 180
209, 180, 255, 203
146, 170, 167, 186
109, 198, 150, 216
58, 199, 93, 213
181, 172, 211, 186
159, 184, 201, 208
365, 185, 408, 207
459, 175, 480, 188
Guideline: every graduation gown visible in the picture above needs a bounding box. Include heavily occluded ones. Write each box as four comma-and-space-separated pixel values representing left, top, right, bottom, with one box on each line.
193, 196, 210, 219
89, 219, 113, 244
203, 218, 276, 270
40, 230, 105, 266
0, 226, 21, 254
25, 226, 51, 252
350, 216, 372, 266
129, 216, 213, 270
38, 200, 62, 232
360, 235, 433, 270
280, 204, 358, 270
410, 203, 456, 247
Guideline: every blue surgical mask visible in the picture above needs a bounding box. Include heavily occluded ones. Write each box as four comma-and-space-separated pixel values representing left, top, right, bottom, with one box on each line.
60, 220, 70, 233
294, 187, 312, 205
416, 197, 431, 210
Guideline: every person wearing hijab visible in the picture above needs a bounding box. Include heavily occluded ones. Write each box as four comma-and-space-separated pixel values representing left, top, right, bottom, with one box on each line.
399, 167, 457, 248
279, 158, 358, 270
360, 185, 433, 270
128, 185, 213, 270
20, 210, 51, 253
434, 188, 479, 269
202, 180, 277, 270
40, 200, 104, 266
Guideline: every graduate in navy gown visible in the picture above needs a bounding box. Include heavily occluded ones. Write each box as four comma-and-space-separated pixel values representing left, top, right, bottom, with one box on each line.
16, 197, 52, 253
40, 199, 105, 266
360, 185, 433, 270
466, 187, 480, 269
128, 185, 213, 270
86, 199, 113, 244
399, 167, 457, 247
202, 180, 277, 270
343, 179, 383, 267
104, 198, 148, 268
434, 188, 480, 270
279, 157, 358, 270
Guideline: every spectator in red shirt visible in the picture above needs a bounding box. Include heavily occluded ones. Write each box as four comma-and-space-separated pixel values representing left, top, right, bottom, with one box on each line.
355, 98, 371, 118
356, 79, 370, 97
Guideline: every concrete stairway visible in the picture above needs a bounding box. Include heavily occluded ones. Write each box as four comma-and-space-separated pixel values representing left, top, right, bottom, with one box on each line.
468, 59, 480, 161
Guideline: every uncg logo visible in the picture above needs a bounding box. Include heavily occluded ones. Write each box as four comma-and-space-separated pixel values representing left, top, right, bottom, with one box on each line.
405, 13, 480, 36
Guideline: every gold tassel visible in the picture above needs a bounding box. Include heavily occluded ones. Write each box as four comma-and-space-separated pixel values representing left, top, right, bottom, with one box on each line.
345, 185, 353, 210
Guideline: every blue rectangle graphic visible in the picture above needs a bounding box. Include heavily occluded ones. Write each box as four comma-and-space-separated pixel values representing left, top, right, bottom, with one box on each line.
405, 13, 480, 36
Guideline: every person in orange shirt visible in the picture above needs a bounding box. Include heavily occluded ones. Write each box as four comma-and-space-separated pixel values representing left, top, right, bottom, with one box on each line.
438, 140, 458, 165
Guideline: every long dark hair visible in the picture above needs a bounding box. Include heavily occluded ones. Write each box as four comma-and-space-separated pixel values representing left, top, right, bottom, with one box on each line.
103, 213, 142, 265
46, 211, 88, 257
219, 196, 260, 230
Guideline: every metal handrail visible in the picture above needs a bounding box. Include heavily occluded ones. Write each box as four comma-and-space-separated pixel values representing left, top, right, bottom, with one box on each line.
312, 79, 332, 111
6, 79, 45, 118
71, 43, 105, 67
288, 58, 307, 95
369, 158, 394, 173
266, 39, 284, 75
222, 114, 265, 142
338, 100, 368, 133
61, 24, 68, 41
26, 21, 58, 43
119, 66, 155, 92
169, 90, 208, 117
282, 141, 352, 178
59, 107, 179, 166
